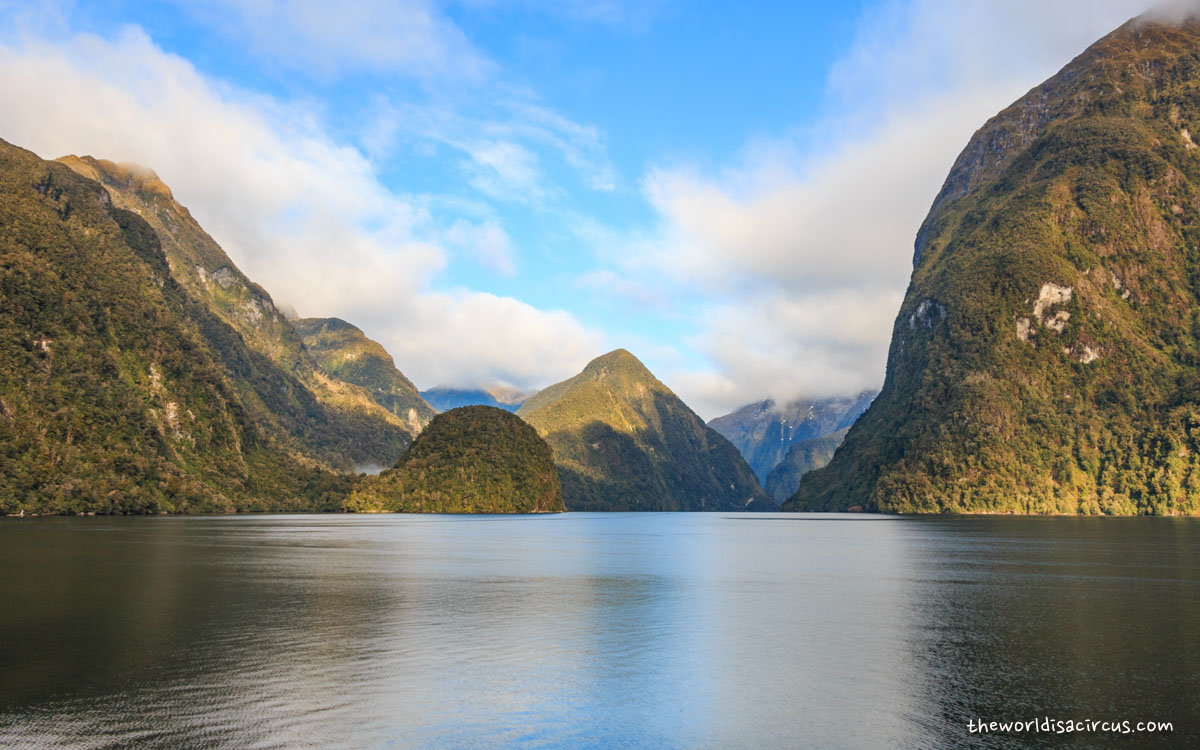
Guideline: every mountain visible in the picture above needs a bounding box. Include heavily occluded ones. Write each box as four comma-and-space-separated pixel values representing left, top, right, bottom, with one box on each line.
790, 15, 1200, 515
516, 349, 773, 511
56, 155, 412, 472
420, 385, 530, 413
764, 428, 848, 502
346, 406, 563, 513
292, 317, 435, 434
0, 139, 360, 514
708, 391, 875, 483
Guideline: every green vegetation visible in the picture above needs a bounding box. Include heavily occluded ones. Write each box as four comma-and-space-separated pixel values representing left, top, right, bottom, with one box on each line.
517, 349, 772, 511
293, 317, 435, 434
790, 18, 1200, 515
57, 156, 413, 470
0, 139, 362, 514
347, 406, 563, 513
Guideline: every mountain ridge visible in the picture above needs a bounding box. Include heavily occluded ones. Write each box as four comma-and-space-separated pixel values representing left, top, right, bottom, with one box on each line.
420, 384, 530, 413
708, 391, 875, 483
56, 155, 415, 471
293, 317, 435, 434
0, 139, 361, 513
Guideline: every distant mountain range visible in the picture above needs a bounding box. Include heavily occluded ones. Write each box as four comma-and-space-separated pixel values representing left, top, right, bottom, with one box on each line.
764, 428, 848, 502
708, 392, 875, 485
517, 350, 773, 511
420, 385, 531, 413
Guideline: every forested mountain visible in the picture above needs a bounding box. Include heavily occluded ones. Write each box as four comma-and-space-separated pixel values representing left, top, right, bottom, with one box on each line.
0, 140, 376, 513
293, 317, 435, 434
791, 16, 1200, 515
57, 155, 413, 471
517, 349, 773, 511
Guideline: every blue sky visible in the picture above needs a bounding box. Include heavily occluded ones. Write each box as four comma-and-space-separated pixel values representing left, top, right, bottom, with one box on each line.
0, 0, 1164, 416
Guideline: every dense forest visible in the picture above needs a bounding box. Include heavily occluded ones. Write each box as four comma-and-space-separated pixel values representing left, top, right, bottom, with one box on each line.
791, 19, 1200, 514
347, 406, 563, 513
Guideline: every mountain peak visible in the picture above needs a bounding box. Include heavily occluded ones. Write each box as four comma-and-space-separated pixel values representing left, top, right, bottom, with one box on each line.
913, 15, 1200, 266
582, 348, 650, 379
56, 155, 175, 203
517, 351, 771, 511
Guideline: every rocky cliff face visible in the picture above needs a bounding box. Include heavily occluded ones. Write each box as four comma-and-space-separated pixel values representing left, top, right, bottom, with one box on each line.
517, 350, 772, 511
790, 15, 1200, 515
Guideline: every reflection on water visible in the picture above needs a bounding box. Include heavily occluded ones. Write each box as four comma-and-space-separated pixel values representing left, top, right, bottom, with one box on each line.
0, 514, 1197, 748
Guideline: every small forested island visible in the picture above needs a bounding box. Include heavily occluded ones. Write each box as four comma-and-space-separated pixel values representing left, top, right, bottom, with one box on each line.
346, 406, 563, 513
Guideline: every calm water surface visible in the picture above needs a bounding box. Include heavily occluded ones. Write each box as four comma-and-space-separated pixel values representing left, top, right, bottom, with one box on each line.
0, 513, 1197, 749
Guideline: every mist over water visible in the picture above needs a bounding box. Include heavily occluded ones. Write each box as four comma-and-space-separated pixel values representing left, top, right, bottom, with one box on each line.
0, 514, 1197, 749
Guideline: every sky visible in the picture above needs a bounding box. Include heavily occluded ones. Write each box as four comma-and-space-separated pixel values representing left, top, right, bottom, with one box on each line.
0, 0, 1175, 418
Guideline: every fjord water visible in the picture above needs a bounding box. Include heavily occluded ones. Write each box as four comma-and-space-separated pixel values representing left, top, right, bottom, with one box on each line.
0, 515, 1197, 749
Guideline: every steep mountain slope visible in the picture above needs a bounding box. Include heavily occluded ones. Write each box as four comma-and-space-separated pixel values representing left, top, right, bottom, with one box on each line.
516, 349, 772, 511
0, 139, 352, 514
420, 385, 530, 412
764, 428, 848, 502
56, 155, 411, 471
708, 391, 875, 482
293, 317, 435, 434
790, 16, 1200, 515
347, 406, 563, 513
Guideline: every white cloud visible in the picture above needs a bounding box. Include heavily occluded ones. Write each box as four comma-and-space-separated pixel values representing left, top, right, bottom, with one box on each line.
445, 219, 516, 276
0, 24, 599, 389
362, 94, 615, 203
574, 269, 666, 310
385, 291, 603, 389
172, 0, 492, 80
631, 0, 1158, 418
